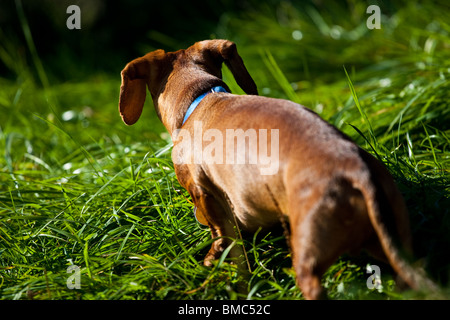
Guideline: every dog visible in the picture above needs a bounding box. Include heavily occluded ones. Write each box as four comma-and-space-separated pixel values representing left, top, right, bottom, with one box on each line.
118, 39, 436, 299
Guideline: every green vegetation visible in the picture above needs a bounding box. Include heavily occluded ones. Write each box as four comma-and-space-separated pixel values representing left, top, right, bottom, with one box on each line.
0, 1, 449, 299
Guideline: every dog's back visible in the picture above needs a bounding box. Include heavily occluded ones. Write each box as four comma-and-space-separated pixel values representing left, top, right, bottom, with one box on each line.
119, 39, 439, 299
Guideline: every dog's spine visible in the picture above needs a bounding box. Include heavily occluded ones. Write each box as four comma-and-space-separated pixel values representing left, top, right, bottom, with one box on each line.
353, 171, 439, 294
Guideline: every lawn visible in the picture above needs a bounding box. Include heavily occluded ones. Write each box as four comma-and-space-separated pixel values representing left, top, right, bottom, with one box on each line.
0, 0, 449, 300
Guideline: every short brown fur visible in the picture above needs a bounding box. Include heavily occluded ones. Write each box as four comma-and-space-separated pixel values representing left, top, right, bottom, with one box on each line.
119, 40, 436, 299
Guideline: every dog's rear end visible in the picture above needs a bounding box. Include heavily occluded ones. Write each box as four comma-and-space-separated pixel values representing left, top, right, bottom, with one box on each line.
118, 40, 438, 299
285, 142, 412, 299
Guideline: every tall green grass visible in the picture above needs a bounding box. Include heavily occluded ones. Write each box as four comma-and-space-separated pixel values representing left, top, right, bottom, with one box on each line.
1, 1, 449, 299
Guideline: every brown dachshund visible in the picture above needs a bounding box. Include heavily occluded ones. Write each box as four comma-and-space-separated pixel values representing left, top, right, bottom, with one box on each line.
119, 39, 436, 299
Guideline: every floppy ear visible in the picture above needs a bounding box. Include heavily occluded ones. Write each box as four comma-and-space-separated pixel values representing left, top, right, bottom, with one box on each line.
217, 40, 258, 95
119, 56, 150, 125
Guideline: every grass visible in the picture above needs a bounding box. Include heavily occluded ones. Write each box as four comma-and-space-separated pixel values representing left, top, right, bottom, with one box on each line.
1, 1, 449, 300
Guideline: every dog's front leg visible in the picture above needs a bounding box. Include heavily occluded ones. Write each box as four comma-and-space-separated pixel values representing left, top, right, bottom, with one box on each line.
188, 185, 244, 267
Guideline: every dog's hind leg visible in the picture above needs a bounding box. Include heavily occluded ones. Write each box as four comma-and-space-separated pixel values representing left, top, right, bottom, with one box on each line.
289, 178, 373, 299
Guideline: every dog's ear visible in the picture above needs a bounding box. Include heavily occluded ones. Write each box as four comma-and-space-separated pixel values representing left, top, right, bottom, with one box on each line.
218, 40, 258, 95
119, 55, 151, 125
199, 40, 258, 95
119, 58, 147, 125
120, 50, 170, 125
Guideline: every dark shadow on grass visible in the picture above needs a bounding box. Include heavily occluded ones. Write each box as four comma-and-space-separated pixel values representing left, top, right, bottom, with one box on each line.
396, 174, 450, 286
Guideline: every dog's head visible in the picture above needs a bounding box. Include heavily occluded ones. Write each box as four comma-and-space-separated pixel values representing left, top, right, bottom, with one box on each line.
119, 40, 258, 126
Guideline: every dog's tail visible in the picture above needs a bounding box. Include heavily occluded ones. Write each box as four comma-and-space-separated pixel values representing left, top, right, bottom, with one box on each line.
350, 158, 439, 294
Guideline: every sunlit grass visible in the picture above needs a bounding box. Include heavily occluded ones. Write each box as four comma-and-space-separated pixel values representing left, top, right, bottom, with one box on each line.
1, 1, 449, 299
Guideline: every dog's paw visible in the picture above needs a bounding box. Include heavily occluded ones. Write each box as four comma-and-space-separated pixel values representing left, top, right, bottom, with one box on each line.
203, 252, 219, 267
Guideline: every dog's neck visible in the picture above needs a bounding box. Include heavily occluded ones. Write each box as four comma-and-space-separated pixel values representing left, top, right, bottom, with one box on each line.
182, 86, 229, 125
155, 72, 229, 136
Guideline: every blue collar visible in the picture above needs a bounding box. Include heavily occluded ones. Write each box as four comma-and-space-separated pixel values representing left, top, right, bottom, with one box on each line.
182, 86, 229, 125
